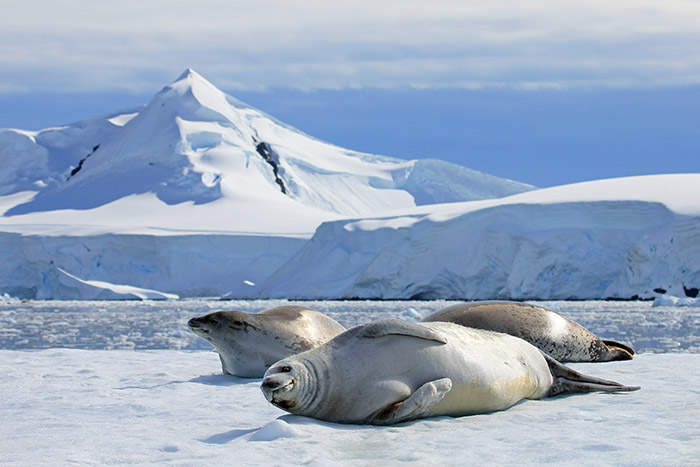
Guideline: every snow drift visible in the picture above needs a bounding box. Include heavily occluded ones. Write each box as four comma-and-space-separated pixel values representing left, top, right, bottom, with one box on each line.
258, 174, 700, 300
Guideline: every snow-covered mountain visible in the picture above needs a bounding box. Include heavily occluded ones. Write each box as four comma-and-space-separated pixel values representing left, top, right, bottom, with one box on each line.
257, 174, 700, 301
0, 69, 533, 236
2, 71, 696, 301
0, 69, 535, 299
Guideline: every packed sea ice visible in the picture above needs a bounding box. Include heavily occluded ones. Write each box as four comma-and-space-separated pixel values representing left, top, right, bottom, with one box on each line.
1, 349, 698, 465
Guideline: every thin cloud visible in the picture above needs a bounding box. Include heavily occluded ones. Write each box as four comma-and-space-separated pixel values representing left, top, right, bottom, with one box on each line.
2, 0, 700, 93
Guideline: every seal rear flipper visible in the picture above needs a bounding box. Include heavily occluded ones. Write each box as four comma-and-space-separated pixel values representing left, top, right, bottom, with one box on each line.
543, 354, 640, 397
343, 319, 448, 345
602, 340, 635, 360
368, 378, 453, 425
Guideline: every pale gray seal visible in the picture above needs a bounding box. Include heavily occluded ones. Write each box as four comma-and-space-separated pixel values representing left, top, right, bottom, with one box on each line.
421, 301, 634, 362
188, 305, 346, 377
261, 319, 639, 425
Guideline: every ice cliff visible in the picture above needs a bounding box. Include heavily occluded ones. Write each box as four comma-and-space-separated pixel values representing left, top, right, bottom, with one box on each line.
257, 175, 700, 300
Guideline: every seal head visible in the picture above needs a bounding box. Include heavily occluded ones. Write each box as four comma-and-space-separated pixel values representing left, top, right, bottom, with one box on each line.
188, 306, 345, 377
261, 362, 304, 410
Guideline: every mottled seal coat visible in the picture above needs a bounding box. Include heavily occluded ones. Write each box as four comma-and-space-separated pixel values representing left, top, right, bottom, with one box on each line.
188, 305, 346, 377
421, 301, 634, 362
261, 319, 639, 425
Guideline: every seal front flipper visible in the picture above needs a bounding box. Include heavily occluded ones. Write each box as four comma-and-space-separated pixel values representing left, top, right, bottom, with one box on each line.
602, 340, 635, 360
543, 354, 640, 396
368, 378, 453, 425
340, 319, 448, 344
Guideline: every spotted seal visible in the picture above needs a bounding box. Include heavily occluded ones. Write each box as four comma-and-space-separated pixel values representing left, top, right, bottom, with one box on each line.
421, 301, 634, 362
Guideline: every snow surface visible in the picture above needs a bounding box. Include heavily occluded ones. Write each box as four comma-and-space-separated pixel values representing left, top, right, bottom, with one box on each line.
1, 300, 698, 464
258, 174, 700, 300
4, 173, 699, 300
1, 352, 698, 464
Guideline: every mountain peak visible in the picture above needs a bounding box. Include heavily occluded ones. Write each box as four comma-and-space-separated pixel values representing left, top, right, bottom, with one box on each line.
149, 69, 246, 129
175, 68, 199, 81
169, 68, 214, 91
162, 68, 220, 99
0, 69, 535, 223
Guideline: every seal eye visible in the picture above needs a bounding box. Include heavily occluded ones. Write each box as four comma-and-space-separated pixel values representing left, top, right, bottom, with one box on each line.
280, 365, 292, 373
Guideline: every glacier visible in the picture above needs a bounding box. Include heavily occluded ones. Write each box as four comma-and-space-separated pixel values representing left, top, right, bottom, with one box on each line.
0, 231, 305, 299
258, 174, 700, 300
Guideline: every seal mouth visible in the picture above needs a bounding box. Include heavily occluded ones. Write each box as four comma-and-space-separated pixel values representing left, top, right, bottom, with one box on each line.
263, 379, 294, 400
270, 396, 297, 410
261, 376, 297, 409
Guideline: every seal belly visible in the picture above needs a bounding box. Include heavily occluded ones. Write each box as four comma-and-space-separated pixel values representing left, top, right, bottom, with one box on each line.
427, 362, 549, 417
417, 324, 554, 417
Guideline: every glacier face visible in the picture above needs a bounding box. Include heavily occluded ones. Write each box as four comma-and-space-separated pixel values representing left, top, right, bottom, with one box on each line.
0, 232, 305, 299
257, 175, 700, 300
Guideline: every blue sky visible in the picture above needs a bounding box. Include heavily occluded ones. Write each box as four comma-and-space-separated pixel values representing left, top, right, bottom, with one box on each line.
2, 0, 699, 187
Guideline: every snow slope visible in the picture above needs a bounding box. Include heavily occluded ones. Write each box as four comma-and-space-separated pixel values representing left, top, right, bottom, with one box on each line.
258, 174, 700, 300
1, 349, 698, 465
0, 69, 533, 235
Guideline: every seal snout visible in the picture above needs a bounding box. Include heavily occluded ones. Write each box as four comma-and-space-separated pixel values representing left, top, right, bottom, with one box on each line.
261, 374, 294, 392
188, 312, 223, 330
187, 317, 201, 329
187, 317, 209, 335
260, 372, 296, 406
262, 379, 277, 390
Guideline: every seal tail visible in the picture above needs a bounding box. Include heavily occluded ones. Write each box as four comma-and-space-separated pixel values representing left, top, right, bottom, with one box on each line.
543, 354, 640, 397
602, 340, 635, 360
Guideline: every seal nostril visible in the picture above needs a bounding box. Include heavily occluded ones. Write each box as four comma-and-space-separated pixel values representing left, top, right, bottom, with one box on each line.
188, 318, 200, 328
263, 379, 279, 390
